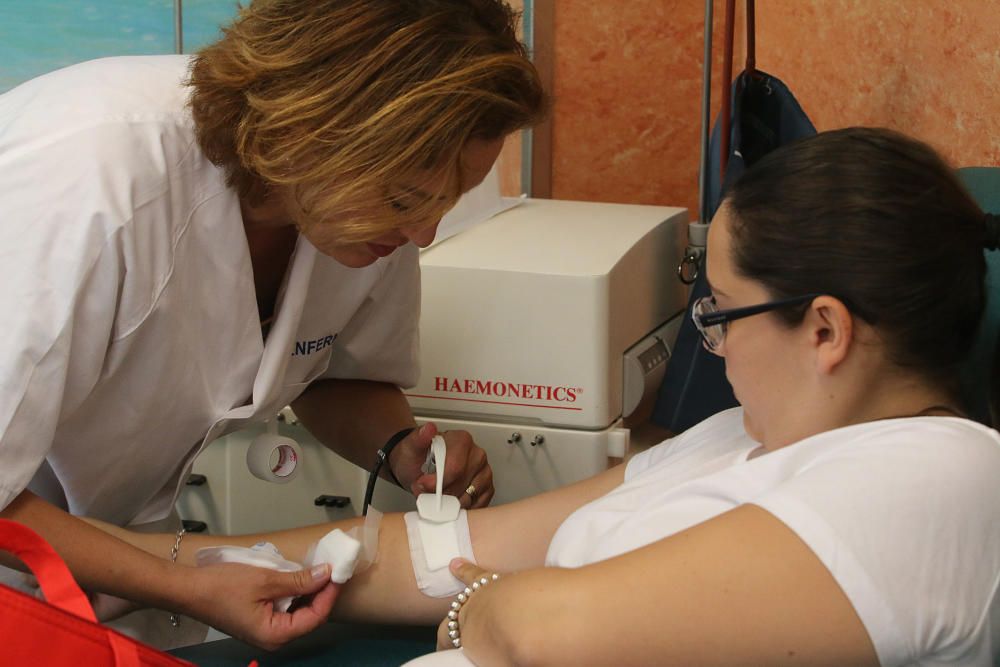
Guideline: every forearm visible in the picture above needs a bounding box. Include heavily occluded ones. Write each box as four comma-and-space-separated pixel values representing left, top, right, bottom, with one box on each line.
292, 378, 415, 474
329, 480, 611, 625
86, 482, 610, 626
331, 513, 452, 624
83, 461, 624, 629
83, 514, 358, 568
1, 491, 184, 612
332, 464, 628, 625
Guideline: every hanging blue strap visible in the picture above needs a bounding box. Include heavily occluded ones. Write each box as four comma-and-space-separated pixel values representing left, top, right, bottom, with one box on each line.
652, 69, 815, 433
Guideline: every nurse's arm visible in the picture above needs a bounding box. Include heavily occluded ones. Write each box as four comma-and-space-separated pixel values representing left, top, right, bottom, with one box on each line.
2, 490, 336, 650
1, 490, 182, 608
292, 378, 494, 504
291, 378, 416, 479
88, 461, 625, 626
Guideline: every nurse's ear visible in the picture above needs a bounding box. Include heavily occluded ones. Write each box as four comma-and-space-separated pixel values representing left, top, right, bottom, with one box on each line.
804, 295, 854, 376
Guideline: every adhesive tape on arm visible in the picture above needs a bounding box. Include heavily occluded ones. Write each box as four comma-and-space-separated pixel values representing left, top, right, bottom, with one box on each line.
404, 510, 476, 598
246, 433, 302, 483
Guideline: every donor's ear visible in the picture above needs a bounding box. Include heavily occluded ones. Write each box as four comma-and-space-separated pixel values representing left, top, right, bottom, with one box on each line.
806, 296, 853, 374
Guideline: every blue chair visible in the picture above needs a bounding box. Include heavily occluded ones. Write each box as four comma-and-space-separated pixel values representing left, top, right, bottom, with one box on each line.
958, 167, 1000, 426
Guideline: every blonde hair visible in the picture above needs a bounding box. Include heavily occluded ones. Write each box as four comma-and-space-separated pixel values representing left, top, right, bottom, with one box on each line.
188, 0, 546, 242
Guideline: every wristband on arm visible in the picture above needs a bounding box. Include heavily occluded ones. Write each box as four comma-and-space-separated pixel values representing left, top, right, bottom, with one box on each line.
363, 426, 416, 516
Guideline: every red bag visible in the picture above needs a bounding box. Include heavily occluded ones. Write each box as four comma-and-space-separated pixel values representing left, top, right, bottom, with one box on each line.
0, 518, 199, 666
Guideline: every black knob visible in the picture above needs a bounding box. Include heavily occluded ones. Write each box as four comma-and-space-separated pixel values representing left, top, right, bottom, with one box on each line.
314, 495, 351, 508
181, 520, 208, 533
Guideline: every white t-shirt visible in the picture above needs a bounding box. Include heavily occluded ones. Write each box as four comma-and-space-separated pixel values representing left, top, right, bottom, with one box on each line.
546, 408, 1000, 666
0, 56, 420, 527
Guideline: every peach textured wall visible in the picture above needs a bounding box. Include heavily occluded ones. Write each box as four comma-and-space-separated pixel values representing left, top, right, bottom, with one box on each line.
548, 0, 1000, 215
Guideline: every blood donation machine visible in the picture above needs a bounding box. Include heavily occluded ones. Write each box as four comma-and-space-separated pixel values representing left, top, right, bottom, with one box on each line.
406, 198, 688, 503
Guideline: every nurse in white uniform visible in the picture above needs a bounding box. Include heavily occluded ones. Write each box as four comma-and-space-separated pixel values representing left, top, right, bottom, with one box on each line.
0, 0, 545, 650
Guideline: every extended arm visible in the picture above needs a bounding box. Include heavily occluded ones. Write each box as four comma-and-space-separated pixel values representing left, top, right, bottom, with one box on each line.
89, 461, 627, 626
335, 460, 626, 624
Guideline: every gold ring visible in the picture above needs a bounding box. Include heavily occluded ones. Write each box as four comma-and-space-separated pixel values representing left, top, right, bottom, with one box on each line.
464, 484, 477, 498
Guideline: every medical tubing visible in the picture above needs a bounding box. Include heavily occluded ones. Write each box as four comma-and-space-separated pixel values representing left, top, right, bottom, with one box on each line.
362, 427, 416, 515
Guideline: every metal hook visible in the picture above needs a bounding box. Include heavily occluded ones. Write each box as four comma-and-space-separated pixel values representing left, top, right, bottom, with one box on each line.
677, 248, 704, 285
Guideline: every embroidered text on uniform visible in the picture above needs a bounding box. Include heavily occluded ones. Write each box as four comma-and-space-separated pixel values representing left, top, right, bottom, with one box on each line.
293, 334, 338, 356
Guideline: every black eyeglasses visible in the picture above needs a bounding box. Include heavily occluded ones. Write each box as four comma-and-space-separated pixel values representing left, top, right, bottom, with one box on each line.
691, 293, 822, 352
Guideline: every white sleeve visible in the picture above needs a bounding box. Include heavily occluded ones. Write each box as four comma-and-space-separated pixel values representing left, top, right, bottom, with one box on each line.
626, 407, 749, 481
320, 244, 421, 388
751, 427, 1000, 666
0, 218, 122, 511
0, 106, 158, 511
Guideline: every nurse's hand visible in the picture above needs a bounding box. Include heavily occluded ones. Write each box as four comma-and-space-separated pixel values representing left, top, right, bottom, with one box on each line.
391, 423, 494, 508
185, 562, 338, 651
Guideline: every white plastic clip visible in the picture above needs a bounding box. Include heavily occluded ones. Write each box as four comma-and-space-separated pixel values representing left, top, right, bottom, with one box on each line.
415, 435, 460, 522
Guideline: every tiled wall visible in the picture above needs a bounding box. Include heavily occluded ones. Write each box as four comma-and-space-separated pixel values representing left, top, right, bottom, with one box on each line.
546, 0, 1000, 216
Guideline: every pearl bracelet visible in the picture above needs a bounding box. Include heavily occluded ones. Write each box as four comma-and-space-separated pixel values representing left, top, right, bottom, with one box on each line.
446, 573, 500, 648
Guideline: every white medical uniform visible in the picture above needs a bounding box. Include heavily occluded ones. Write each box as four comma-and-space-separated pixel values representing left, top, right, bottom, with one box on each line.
408, 408, 1000, 666
0, 56, 419, 643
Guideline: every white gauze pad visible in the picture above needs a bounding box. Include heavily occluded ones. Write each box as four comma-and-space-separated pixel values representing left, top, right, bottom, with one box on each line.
196, 542, 302, 612
304, 528, 362, 584
404, 509, 476, 597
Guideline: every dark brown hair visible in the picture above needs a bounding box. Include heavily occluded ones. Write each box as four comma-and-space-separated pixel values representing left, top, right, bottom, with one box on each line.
724, 127, 986, 394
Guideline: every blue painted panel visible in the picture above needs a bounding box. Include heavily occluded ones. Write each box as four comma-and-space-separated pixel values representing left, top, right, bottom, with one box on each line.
0, 0, 239, 92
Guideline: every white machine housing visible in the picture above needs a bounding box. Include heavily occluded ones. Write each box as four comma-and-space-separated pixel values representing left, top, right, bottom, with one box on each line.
401, 198, 689, 503
408, 198, 688, 430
